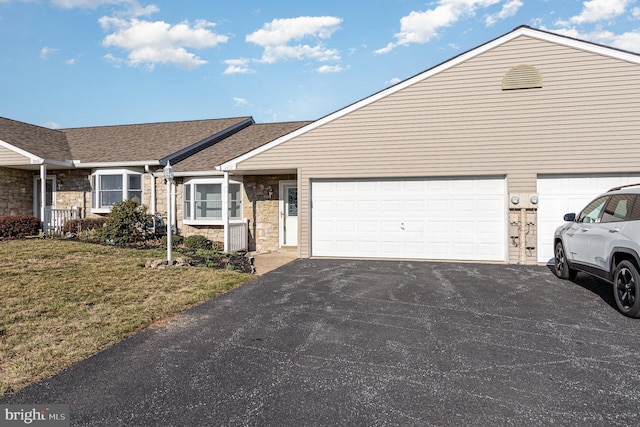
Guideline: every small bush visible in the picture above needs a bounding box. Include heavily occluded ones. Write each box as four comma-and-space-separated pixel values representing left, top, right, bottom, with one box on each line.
100, 200, 153, 246
161, 234, 183, 247
0, 215, 41, 239
184, 235, 212, 250
62, 217, 107, 234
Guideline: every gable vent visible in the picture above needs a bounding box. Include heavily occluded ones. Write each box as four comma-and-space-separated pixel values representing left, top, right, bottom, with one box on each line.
502, 64, 542, 90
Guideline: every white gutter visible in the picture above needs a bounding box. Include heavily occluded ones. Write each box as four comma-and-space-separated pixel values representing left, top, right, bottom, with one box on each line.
72, 160, 161, 168
151, 170, 225, 178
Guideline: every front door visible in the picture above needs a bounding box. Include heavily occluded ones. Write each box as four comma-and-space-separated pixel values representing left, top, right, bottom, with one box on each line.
280, 181, 298, 247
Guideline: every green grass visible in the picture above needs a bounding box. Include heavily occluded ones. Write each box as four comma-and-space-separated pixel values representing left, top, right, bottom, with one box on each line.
0, 239, 254, 397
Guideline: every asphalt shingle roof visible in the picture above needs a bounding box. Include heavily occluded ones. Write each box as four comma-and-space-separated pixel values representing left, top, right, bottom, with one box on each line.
0, 117, 71, 162
172, 121, 312, 172
62, 117, 253, 164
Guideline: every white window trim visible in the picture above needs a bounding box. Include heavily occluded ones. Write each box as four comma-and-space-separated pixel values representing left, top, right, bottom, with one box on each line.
183, 177, 243, 225
91, 168, 143, 214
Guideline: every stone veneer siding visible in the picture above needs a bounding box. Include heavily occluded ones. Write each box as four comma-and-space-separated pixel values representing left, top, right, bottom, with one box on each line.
243, 174, 296, 253
53, 169, 92, 217
0, 167, 33, 216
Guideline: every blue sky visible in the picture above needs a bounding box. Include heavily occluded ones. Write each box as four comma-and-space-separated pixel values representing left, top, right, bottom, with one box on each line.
1, 0, 639, 129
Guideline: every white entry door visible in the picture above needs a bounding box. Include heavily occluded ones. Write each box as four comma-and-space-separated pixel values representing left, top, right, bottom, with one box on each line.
280, 181, 298, 247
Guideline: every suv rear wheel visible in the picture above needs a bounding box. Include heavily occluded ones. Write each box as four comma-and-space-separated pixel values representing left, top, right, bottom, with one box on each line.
613, 260, 640, 318
554, 241, 576, 280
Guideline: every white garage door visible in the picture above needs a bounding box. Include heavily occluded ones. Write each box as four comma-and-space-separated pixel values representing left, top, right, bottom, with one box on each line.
311, 177, 506, 261
537, 174, 640, 264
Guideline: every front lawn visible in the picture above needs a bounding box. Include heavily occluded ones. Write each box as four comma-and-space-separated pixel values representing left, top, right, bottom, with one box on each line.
0, 239, 254, 397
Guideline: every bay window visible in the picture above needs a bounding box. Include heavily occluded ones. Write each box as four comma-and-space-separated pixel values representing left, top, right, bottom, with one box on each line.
91, 169, 143, 213
183, 178, 242, 224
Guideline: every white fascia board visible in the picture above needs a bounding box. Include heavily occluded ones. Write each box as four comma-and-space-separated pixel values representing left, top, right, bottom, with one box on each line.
0, 139, 43, 163
72, 160, 160, 168
152, 170, 224, 178
219, 27, 640, 172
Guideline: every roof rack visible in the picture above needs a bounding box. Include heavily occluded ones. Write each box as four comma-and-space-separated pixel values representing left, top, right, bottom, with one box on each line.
608, 183, 640, 192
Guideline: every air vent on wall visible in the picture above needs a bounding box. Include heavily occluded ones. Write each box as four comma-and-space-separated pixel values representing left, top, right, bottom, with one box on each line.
502, 64, 542, 90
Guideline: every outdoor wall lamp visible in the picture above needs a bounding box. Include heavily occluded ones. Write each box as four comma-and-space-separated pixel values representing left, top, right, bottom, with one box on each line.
266, 186, 273, 199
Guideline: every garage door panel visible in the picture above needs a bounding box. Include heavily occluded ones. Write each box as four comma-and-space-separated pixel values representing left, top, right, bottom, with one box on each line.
312, 177, 506, 261
537, 174, 640, 263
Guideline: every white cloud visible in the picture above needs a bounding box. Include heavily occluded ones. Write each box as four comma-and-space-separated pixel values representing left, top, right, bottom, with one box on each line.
569, 0, 632, 24
65, 58, 75, 65
486, 0, 523, 26
316, 64, 343, 73
223, 58, 255, 75
634, 7, 640, 17
549, 26, 640, 53
375, 0, 507, 54
40, 46, 58, 60
385, 77, 402, 86
103, 53, 124, 67
44, 121, 62, 129
100, 17, 228, 69
246, 16, 342, 64
233, 97, 250, 107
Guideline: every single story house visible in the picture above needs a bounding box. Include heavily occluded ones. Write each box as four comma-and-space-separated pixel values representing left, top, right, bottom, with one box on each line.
1, 25, 639, 265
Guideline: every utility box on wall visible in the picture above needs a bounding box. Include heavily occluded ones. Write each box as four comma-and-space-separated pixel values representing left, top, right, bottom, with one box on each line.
509, 193, 539, 209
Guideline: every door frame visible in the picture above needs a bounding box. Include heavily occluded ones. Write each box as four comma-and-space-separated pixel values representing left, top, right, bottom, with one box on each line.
279, 180, 298, 247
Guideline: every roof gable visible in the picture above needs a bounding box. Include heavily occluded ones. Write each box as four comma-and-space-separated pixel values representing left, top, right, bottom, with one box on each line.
0, 117, 71, 164
219, 25, 640, 171
173, 121, 312, 173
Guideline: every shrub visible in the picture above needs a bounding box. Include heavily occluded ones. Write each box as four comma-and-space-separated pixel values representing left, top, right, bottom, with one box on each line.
100, 200, 153, 246
161, 234, 183, 248
0, 215, 41, 239
62, 217, 107, 234
184, 235, 212, 250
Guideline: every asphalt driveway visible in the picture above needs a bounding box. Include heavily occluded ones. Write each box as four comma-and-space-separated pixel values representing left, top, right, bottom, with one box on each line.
3, 259, 640, 426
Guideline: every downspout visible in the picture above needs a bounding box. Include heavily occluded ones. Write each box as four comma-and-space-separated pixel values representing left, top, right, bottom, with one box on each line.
40, 164, 47, 231
223, 171, 230, 253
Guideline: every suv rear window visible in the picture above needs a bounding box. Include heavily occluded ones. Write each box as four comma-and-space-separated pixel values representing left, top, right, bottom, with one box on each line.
601, 194, 636, 223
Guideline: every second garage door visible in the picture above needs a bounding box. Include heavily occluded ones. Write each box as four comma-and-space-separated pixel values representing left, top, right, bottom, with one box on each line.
311, 177, 506, 261
537, 174, 640, 264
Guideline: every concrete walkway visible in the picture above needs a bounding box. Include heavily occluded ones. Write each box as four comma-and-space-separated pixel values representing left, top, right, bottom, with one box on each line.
250, 248, 297, 275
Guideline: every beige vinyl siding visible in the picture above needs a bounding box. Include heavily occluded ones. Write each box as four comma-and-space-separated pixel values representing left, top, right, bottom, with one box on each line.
0, 146, 32, 165
237, 35, 640, 257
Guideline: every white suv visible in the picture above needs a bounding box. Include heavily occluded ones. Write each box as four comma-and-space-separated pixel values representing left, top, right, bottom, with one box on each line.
554, 185, 640, 317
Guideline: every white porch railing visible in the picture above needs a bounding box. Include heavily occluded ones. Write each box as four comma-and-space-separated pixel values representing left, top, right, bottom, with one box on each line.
228, 220, 249, 252
44, 207, 80, 235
